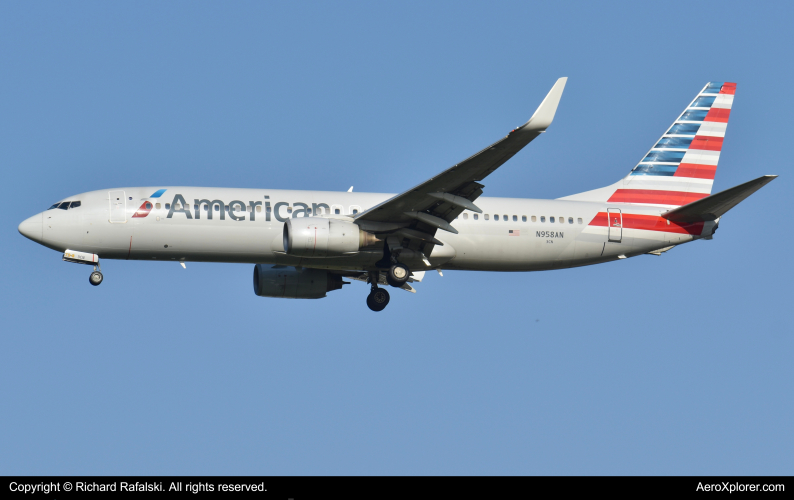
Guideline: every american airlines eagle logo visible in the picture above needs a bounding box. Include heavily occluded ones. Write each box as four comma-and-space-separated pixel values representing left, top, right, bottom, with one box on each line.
132, 189, 167, 218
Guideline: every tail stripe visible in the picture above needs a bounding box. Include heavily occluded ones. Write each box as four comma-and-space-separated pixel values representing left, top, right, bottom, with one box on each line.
622, 81, 736, 203
607, 189, 707, 205
559, 82, 736, 206
690, 136, 723, 151
675, 163, 717, 179
704, 108, 731, 122
695, 122, 727, 137
589, 212, 704, 235
719, 83, 736, 95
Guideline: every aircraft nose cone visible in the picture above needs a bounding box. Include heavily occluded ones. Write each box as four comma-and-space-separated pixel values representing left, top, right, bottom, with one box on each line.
18, 213, 42, 243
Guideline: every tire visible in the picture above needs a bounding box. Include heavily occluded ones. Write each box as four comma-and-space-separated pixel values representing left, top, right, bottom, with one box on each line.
89, 271, 104, 286
386, 263, 410, 288
366, 287, 390, 311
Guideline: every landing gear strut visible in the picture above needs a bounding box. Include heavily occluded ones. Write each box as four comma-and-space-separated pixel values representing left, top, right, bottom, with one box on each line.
89, 263, 103, 286
365, 270, 390, 312
377, 241, 411, 289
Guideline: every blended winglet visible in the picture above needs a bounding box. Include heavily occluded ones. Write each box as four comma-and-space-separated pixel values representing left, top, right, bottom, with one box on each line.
662, 175, 777, 223
524, 77, 567, 131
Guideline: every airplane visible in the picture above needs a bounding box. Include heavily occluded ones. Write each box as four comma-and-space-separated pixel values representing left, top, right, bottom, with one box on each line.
18, 79, 777, 311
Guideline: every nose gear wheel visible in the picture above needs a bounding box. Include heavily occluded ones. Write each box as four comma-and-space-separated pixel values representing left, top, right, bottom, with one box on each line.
89, 270, 103, 286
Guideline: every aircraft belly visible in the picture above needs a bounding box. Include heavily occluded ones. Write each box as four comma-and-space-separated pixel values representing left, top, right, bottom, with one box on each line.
445, 229, 578, 271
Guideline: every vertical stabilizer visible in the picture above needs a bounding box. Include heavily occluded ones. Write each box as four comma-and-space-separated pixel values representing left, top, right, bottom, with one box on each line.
560, 82, 736, 205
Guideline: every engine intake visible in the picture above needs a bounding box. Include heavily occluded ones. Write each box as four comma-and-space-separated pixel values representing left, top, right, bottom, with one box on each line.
283, 217, 379, 257
253, 264, 344, 299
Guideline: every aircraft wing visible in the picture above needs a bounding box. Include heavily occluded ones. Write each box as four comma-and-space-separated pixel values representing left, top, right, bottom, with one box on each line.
354, 78, 567, 238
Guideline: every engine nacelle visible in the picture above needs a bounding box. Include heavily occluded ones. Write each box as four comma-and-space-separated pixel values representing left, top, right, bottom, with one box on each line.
283, 217, 379, 257
253, 264, 343, 299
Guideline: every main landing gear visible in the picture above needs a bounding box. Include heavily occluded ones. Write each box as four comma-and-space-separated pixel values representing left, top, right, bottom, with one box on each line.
376, 241, 411, 290
366, 242, 413, 311
365, 271, 390, 312
386, 263, 410, 288
89, 264, 103, 286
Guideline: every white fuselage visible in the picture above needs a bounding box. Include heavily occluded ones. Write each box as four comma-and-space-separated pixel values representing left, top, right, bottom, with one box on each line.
28, 187, 714, 272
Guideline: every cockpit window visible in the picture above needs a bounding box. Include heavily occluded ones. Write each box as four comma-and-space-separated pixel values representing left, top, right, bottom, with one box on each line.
48, 201, 81, 210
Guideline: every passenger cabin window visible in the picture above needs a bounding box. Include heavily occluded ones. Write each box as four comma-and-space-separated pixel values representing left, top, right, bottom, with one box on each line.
531, 216, 536, 222
165, 203, 171, 210
155, 203, 161, 210
463, 213, 468, 220
256, 205, 262, 213
513, 215, 518, 222
473, 214, 479, 220
494, 214, 499, 221
287, 206, 293, 213
559, 217, 564, 224
568, 217, 573, 224
540, 216, 545, 222
484, 214, 490, 220
504, 215, 508, 221
335, 208, 341, 214
549, 216, 555, 223
578, 218, 583, 224
352, 209, 358, 215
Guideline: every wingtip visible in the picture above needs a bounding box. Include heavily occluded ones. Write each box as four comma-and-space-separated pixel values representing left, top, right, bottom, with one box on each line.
525, 77, 567, 131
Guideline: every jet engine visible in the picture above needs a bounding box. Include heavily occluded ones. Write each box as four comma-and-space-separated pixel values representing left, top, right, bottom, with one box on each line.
253, 264, 344, 299
283, 217, 379, 257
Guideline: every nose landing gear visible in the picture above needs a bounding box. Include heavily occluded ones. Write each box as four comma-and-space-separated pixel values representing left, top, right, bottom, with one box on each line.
89, 264, 103, 286
365, 270, 390, 312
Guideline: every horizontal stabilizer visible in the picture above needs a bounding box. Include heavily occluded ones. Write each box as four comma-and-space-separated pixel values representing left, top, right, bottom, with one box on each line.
662, 175, 777, 223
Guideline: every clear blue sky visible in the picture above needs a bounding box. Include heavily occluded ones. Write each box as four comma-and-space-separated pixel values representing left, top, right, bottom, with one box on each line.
1, 1, 791, 475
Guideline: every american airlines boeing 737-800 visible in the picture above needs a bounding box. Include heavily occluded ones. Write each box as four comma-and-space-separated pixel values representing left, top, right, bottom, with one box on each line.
18, 79, 776, 311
